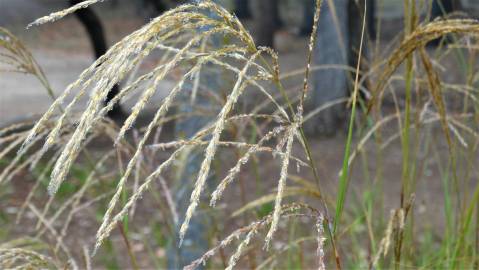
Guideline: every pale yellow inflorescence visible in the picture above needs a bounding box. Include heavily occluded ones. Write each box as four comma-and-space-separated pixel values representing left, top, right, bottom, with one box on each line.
15, 0, 327, 265
179, 49, 265, 245
264, 124, 298, 249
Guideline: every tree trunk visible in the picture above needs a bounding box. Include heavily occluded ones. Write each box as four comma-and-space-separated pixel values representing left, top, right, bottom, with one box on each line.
147, 0, 168, 13
254, 0, 281, 47
429, 0, 461, 46
234, 0, 251, 19
167, 3, 223, 269
431, 0, 460, 18
299, 0, 315, 36
304, 0, 370, 136
367, 0, 376, 40
69, 0, 123, 118
167, 108, 213, 269
305, 0, 350, 136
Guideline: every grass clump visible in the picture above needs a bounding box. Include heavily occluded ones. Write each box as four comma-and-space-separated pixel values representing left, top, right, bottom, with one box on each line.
1, 0, 479, 269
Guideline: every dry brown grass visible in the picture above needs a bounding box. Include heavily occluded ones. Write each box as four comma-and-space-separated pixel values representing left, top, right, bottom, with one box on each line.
1, 0, 479, 269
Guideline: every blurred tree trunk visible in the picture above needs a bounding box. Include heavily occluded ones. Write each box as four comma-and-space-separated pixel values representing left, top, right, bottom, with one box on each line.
147, 0, 168, 13
350, 0, 371, 67
167, 2, 223, 269
429, 0, 462, 46
304, 0, 369, 135
305, 0, 350, 135
234, 0, 251, 19
168, 99, 213, 269
367, 0, 376, 40
254, 0, 281, 47
299, 0, 316, 36
69, 0, 123, 118
300, 0, 375, 39
431, 0, 462, 18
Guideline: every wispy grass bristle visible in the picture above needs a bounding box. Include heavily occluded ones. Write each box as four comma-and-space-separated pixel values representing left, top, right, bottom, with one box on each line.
264, 124, 297, 249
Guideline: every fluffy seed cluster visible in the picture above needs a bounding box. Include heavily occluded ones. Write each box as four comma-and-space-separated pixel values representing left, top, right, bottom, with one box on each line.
18, 0, 309, 259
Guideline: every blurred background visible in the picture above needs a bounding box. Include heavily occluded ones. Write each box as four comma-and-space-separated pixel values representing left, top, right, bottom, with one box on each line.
2, 0, 478, 127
